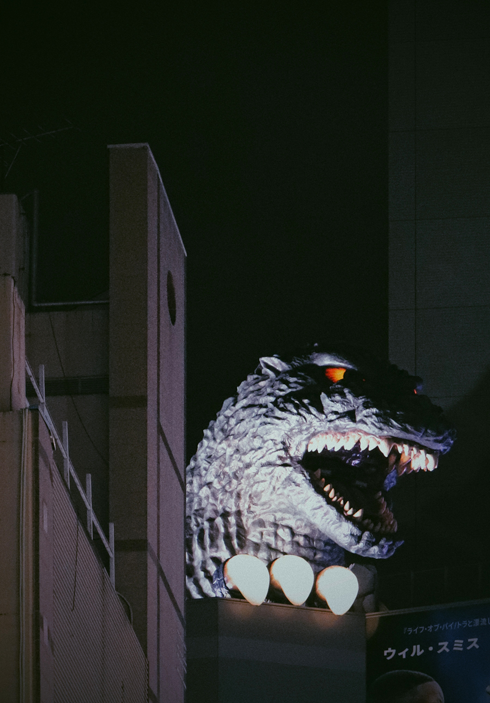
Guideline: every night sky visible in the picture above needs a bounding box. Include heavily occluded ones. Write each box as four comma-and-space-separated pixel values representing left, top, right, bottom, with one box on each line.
2, 3, 388, 455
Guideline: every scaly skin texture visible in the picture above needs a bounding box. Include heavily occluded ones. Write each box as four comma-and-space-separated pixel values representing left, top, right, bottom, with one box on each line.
186, 343, 455, 599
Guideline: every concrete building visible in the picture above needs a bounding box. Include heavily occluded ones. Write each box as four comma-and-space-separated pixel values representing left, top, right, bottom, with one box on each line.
0, 144, 186, 701
385, 0, 490, 607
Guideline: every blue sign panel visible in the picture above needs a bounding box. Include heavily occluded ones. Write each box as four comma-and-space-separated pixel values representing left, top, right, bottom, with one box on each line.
367, 600, 490, 702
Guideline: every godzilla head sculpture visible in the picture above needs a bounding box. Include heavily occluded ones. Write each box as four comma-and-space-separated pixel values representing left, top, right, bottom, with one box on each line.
186, 343, 455, 601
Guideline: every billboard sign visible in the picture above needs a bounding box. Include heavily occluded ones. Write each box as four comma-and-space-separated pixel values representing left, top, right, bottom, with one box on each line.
367, 600, 490, 702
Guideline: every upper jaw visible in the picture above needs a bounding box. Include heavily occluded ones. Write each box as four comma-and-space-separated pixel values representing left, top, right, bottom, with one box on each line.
306, 430, 440, 473
320, 391, 455, 455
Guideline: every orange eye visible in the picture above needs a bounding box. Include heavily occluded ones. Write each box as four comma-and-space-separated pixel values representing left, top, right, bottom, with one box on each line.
414, 389, 418, 395
325, 367, 347, 383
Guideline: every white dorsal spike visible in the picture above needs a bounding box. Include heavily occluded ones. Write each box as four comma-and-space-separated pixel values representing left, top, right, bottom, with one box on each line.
224, 555, 270, 606
270, 556, 314, 606
315, 566, 359, 615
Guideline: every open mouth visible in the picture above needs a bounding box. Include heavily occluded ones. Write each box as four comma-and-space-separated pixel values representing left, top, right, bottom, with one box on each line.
302, 431, 440, 537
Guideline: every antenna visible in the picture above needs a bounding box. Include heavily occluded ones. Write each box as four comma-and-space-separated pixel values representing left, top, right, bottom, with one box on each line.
0, 118, 77, 189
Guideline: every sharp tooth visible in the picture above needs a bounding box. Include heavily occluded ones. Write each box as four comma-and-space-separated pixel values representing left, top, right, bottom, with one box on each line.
338, 497, 344, 506
326, 434, 337, 451
346, 507, 354, 516
319, 478, 325, 488
399, 451, 411, 466
344, 433, 358, 451
318, 434, 329, 452
375, 491, 382, 499
399, 455, 412, 474
359, 435, 369, 451
412, 452, 423, 471
378, 439, 391, 457
368, 436, 378, 451
353, 508, 363, 519
403, 444, 411, 457
308, 436, 318, 452
344, 501, 351, 512
426, 453, 436, 471
314, 469, 321, 479
334, 435, 344, 451
388, 452, 397, 468
329, 488, 335, 499
434, 452, 439, 469
324, 484, 332, 492
419, 449, 427, 471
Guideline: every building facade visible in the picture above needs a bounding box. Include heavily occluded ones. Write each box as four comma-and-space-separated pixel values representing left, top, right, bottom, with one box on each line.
0, 143, 186, 701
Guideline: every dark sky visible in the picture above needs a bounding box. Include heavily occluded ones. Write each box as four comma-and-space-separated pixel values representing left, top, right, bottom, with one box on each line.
2, 3, 389, 454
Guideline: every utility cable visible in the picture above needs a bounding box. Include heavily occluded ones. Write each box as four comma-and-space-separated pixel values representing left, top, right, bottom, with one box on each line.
48, 312, 108, 466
